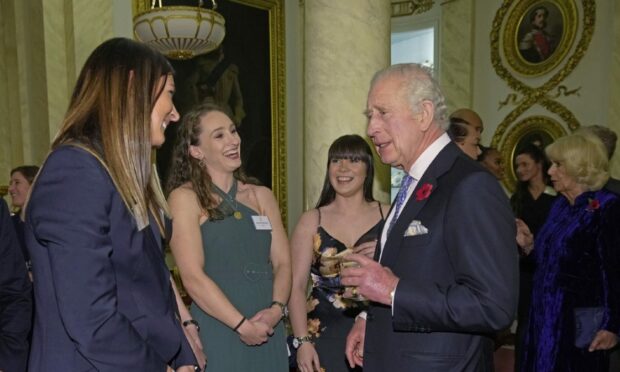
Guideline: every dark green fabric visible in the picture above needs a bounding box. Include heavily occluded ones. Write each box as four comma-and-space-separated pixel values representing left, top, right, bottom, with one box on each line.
190, 182, 287, 371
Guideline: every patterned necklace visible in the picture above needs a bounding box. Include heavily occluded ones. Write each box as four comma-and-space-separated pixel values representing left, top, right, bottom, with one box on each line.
213, 181, 243, 220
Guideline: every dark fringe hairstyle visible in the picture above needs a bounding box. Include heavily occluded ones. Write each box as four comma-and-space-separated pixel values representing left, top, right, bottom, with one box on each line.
315, 134, 375, 208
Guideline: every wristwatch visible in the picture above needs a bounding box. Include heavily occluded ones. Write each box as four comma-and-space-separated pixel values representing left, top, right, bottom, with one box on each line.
271, 300, 288, 318
292, 335, 313, 349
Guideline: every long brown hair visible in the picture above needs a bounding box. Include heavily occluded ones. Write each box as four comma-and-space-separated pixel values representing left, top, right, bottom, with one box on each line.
50, 37, 173, 231
166, 102, 254, 220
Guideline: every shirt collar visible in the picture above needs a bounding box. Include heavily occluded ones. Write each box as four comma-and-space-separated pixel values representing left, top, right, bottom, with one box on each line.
406, 133, 451, 180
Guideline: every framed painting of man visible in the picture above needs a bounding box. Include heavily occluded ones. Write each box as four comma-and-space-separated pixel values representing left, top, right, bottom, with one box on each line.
502, 0, 577, 76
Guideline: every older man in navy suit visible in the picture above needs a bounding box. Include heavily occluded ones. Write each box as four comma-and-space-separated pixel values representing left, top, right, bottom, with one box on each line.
0, 198, 32, 372
342, 64, 518, 371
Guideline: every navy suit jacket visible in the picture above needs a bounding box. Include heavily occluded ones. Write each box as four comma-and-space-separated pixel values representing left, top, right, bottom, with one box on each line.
0, 199, 32, 372
25, 146, 196, 371
364, 142, 519, 372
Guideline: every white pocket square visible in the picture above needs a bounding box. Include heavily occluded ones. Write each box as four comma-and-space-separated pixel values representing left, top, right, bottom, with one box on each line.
404, 220, 429, 237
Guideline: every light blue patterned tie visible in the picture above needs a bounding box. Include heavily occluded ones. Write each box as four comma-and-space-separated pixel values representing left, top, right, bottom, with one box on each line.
387, 174, 414, 235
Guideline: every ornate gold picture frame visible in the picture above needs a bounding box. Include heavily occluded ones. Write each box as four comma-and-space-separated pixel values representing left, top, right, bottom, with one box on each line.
500, 115, 567, 193
503, 0, 577, 77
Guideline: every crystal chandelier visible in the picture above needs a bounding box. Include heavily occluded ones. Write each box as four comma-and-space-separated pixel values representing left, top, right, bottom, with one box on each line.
133, 0, 225, 60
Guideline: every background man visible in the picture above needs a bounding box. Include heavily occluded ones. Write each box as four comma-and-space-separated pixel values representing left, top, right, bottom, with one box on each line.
0, 198, 32, 372
580, 125, 620, 194
450, 108, 484, 144
341, 64, 518, 371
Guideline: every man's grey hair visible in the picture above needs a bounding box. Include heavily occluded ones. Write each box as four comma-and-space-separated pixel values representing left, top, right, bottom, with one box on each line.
370, 63, 449, 130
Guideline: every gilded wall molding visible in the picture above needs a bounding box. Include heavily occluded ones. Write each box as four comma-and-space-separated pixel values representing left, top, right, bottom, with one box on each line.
489, 0, 595, 190
391, 0, 435, 17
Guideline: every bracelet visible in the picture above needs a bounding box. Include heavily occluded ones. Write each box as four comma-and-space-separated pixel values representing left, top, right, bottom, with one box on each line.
182, 319, 200, 332
233, 316, 247, 333
292, 335, 313, 349
271, 300, 288, 318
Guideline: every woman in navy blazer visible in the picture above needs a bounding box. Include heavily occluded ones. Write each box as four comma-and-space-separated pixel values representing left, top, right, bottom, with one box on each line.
25, 38, 199, 372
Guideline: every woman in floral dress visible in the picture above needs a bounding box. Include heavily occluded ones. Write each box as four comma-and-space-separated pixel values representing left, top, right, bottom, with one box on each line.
289, 135, 389, 372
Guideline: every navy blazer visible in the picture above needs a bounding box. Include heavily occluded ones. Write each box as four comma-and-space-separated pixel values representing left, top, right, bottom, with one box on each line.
26, 146, 196, 371
0, 198, 32, 372
364, 142, 519, 372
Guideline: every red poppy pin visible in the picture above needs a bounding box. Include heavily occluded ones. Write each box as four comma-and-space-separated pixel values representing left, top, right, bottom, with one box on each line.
416, 183, 433, 201
586, 198, 600, 212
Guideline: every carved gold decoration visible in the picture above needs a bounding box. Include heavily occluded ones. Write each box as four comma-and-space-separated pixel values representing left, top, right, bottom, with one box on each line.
0, 186, 7, 197
489, 0, 595, 191
547, 85, 581, 99
500, 116, 567, 193
498, 84, 581, 110
391, 0, 435, 17
498, 93, 524, 110
503, 0, 577, 77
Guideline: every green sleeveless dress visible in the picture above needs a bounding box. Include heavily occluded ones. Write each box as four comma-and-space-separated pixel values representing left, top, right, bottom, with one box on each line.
189, 181, 288, 371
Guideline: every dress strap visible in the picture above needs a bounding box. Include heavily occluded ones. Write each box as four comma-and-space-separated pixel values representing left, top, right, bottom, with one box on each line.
377, 200, 385, 220
317, 207, 322, 225
212, 180, 238, 198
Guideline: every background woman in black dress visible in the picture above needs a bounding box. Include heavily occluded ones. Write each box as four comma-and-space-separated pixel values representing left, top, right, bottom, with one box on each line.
510, 144, 556, 368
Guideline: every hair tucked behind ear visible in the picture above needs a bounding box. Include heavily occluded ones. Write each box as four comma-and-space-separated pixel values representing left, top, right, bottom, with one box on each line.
48, 37, 173, 232
166, 102, 254, 220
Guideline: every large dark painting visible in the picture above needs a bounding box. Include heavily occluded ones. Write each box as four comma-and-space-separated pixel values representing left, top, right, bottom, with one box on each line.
155, 0, 271, 188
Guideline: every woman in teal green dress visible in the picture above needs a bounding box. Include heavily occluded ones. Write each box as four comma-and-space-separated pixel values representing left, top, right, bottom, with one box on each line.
166, 102, 291, 371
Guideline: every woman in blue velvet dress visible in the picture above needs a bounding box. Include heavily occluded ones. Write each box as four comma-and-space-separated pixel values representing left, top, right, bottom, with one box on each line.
517, 132, 620, 371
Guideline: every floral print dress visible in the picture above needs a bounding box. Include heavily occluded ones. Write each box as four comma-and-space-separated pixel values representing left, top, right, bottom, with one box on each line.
305, 204, 384, 371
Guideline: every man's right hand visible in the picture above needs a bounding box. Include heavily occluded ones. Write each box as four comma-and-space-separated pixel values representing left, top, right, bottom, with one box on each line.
345, 317, 366, 368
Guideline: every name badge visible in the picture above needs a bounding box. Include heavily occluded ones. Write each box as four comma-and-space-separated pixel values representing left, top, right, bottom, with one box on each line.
252, 215, 272, 230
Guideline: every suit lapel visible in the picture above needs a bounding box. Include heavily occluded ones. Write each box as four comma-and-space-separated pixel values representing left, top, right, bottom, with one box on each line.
148, 214, 163, 253
380, 142, 461, 266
